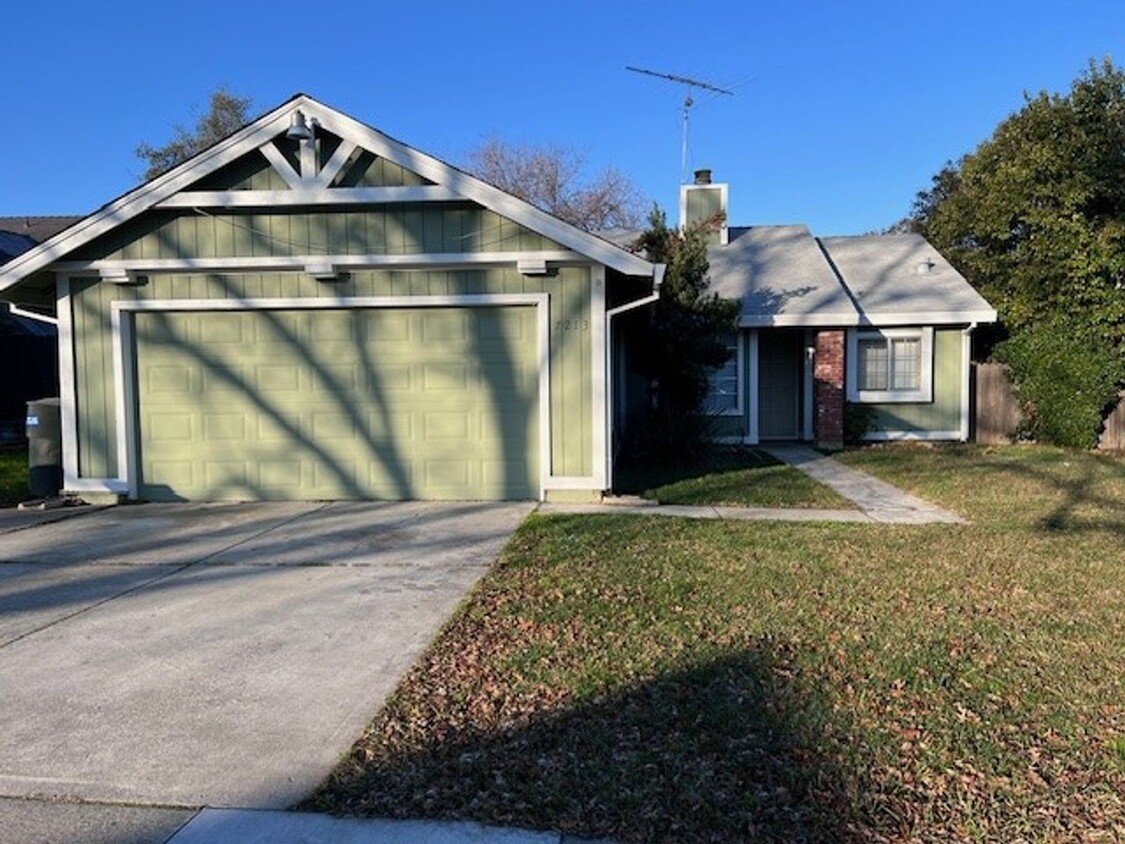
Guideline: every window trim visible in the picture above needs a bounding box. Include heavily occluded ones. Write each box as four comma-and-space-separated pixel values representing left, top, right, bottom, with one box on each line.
703, 332, 744, 416
846, 327, 933, 404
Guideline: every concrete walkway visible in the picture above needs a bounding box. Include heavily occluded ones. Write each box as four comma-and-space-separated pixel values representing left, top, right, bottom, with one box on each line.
763, 444, 964, 524
540, 444, 963, 525
0, 799, 608, 844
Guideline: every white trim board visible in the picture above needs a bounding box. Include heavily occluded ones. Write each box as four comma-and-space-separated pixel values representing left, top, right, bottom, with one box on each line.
53, 251, 588, 275
863, 430, 964, 442
104, 293, 591, 501
846, 327, 935, 404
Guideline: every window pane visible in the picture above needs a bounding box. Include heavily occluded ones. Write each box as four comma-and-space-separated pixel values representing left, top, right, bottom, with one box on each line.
891, 338, 921, 390
704, 335, 739, 413
858, 338, 887, 391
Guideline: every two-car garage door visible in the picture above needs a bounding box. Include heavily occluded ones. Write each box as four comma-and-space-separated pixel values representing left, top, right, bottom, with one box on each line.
133, 306, 540, 501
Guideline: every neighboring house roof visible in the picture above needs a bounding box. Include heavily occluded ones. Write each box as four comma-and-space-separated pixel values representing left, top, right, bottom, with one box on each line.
710, 226, 861, 327
705, 225, 996, 328
0, 303, 55, 337
0, 216, 83, 246
0, 94, 654, 303
819, 234, 996, 325
0, 231, 38, 264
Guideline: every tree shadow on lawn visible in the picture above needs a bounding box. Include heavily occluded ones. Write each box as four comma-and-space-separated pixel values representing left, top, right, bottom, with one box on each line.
302, 644, 893, 844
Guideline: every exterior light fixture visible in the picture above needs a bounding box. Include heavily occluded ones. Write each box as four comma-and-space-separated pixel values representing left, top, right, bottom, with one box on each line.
287, 109, 314, 141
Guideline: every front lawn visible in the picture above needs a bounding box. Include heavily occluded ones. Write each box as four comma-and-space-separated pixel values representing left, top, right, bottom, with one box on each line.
305, 445, 1125, 843
615, 446, 854, 509
0, 445, 28, 507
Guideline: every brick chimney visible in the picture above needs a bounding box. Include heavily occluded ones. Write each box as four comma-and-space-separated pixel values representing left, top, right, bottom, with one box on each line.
814, 330, 845, 451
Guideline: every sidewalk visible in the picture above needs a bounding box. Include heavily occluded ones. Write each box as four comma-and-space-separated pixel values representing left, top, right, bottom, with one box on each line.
540, 444, 963, 525
0, 799, 611, 844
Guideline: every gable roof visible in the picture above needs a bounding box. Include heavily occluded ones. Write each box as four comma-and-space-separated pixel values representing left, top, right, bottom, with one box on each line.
818, 234, 996, 325
0, 94, 654, 296
710, 226, 860, 327
706, 226, 996, 328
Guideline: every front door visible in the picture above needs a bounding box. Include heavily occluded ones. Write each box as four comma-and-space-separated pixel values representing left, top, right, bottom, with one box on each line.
758, 330, 803, 439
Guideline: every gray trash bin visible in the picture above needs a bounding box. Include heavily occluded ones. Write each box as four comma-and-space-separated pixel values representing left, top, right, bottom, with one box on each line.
26, 398, 62, 499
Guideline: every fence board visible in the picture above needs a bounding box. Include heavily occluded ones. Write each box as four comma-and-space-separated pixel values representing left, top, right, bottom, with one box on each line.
974, 362, 1021, 444
1098, 393, 1125, 451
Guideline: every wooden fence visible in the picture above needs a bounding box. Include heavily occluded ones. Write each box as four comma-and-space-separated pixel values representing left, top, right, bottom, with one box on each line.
972, 362, 1125, 451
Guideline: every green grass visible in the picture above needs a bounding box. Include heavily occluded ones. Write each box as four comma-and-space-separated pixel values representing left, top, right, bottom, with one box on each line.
0, 445, 28, 507
305, 445, 1125, 843
615, 446, 854, 509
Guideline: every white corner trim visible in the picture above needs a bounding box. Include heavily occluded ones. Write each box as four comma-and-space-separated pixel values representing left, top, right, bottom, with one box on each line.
959, 323, 976, 442
846, 327, 934, 404
746, 331, 760, 444
590, 266, 608, 491
109, 293, 552, 500
56, 276, 80, 482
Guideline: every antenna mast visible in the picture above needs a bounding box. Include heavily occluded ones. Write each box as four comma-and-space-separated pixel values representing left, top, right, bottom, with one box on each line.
626, 66, 733, 183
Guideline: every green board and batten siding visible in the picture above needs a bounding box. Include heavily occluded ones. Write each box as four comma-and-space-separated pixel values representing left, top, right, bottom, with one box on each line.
866, 328, 964, 435
70, 205, 562, 263
72, 267, 593, 497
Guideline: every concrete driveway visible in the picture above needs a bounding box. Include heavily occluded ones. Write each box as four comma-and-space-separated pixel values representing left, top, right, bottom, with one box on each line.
0, 500, 533, 810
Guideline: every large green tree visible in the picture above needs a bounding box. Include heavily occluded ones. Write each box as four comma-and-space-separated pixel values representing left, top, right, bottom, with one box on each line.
135, 88, 253, 180
908, 58, 1125, 446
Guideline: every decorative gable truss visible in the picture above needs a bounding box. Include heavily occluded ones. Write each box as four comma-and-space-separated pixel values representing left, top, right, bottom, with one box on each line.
0, 94, 654, 291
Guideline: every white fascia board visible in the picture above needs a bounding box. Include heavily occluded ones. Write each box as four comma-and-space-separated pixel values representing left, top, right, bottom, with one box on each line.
0, 102, 298, 291
739, 312, 861, 328
857, 309, 998, 327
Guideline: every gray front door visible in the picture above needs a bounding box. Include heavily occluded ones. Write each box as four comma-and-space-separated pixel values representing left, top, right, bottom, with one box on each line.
758, 330, 802, 439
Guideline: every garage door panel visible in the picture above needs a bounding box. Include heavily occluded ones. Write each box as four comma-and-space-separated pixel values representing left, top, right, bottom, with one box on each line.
135, 307, 538, 501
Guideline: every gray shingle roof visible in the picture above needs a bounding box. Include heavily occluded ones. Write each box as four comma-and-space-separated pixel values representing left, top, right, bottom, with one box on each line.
0, 216, 83, 244
818, 234, 996, 324
709, 226, 859, 326
703, 226, 995, 327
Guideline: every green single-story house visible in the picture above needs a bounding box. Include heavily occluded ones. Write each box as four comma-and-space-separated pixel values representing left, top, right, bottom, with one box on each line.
614, 172, 997, 449
0, 95, 995, 504
0, 94, 663, 503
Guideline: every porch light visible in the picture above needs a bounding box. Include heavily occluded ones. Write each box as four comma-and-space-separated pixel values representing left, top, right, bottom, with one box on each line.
287, 109, 315, 141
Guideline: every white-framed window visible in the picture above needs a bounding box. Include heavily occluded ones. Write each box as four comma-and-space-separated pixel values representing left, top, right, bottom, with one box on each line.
703, 332, 743, 415
846, 327, 933, 403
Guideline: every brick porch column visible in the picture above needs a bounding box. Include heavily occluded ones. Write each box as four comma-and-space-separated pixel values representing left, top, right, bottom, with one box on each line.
815, 330, 845, 451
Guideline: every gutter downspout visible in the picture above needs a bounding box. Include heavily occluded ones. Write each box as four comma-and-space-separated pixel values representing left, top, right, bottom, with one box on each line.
604, 263, 665, 491
960, 321, 978, 442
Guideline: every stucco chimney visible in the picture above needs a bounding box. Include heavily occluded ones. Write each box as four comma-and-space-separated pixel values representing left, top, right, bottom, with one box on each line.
679, 169, 728, 245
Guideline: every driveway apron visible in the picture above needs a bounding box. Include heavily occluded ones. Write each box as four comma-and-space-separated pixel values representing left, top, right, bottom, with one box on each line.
0, 501, 532, 809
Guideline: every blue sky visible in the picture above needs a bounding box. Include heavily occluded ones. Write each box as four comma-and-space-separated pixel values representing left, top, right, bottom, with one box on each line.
1, 1, 1120, 234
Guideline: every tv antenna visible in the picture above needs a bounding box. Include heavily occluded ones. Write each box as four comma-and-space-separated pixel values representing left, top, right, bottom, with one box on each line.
626, 66, 734, 183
